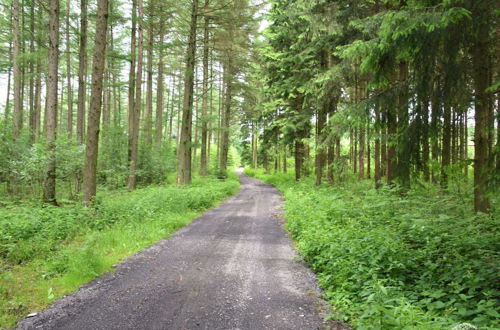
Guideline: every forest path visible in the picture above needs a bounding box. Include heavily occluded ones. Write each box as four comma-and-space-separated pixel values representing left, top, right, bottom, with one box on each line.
18, 173, 330, 330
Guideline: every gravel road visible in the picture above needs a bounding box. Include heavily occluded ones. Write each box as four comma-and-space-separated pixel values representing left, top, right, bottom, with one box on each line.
17, 174, 334, 330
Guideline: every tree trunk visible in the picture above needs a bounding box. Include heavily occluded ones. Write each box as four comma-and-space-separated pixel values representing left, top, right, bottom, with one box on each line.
82, 0, 108, 202
127, 0, 143, 190
177, 0, 199, 184
200, 0, 210, 176
12, 0, 22, 139
155, 16, 165, 147
375, 102, 381, 188
422, 98, 430, 181
219, 59, 233, 176
386, 104, 396, 184
127, 0, 137, 161
144, 18, 154, 147
76, 0, 88, 145
315, 106, 327, 185
66, 0, 73, 140
441, 105, 451, 188
43, 0, 59, 205
471, 7, 492, 212
28, 2, 35, 143
396, 61, 410, 190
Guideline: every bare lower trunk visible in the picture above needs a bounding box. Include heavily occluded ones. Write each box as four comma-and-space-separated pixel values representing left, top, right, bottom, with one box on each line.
471, 9, 492, 212
127, 0, 143, 190
177, 0, 199, 184
12, 0, 22, 139
127, 0, 137, 162
66, 0, 73, 140
82, 0, 108, 202
200, 0, 210, 176
76, 0, 88, 145
43, 0, 59, 205
144, 19, 154, 147
155, 17, 165, 147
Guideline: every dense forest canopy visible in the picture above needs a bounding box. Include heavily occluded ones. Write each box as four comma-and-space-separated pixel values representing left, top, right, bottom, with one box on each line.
0, 0, 499, 328
0, 0, 498, 212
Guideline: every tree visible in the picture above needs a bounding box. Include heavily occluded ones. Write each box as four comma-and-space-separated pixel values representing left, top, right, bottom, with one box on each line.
12, 0, 22, 139
127, 0, 144, 190
177, 0, 199, 185
43, 0, 60, 205
76, 0, 88, 145
82, 0, 109, 202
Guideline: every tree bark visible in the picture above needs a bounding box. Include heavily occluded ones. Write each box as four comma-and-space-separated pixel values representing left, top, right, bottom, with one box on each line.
66, 0, 73, 139
82, 0, 108, 202
177, 0, 199, 184
155, 16, 165, 147
144, 17, 154, 147
441, 105, 451, 188
471, 6, 492, 212
128, 0, 137, 161
127, 0, 143, 190
219, 58, 232, 176
76, 0, 87, 145
12, 0, 22, 139
396, 61, 410, 190
315, 106, 327, 185
200, 0, 210, 176
374, 100, 381, 188
43, 0, 59, 205
29, 2, 35, 143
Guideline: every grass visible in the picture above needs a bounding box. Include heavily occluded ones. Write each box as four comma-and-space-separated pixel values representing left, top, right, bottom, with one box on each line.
0, 174, 240, 328
245, 167, 499, 330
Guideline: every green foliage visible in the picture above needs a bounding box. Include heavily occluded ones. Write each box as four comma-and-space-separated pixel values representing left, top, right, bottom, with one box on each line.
246, 169, 499, 329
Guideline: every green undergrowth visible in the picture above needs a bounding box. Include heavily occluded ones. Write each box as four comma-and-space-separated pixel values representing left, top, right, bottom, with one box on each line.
245, 168, 499, 330
0, 174, 239, 328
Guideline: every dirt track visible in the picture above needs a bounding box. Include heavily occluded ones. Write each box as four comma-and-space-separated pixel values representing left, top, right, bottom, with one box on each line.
17, 174, 331, 330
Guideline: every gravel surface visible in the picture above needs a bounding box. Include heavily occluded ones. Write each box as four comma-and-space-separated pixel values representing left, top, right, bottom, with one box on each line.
17, 174, 337, 330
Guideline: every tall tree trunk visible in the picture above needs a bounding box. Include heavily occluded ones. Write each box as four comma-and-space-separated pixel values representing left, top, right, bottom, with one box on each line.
441, 105, 451, 188
200, 0, 210, 176
471, 6, 492, 212
127, 0, 143, 190
374, 102, 381, 188
82, 0, 109, 202
34, 56, 42, 139
28, 2, 35, 143
315, 106, 327, 185
76, 0, 87, 145
144, 18, 154, 147
422, 98, 430, 181
177, 0, 199, 184
43, 0, 59, 205
5, 39, 12, 122
386, 104, 396, 184
219, 58, 233, 176
251, 121, 258, 169
431, 82, 440, 184
12, 0, 22, 139
66, 0, 73, 140
396, 61, 410, 190
128, 0, 137, 161
155, 16, 165, 147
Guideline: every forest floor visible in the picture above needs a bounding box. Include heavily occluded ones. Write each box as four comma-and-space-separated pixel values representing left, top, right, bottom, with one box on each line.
16, 174, 336, 330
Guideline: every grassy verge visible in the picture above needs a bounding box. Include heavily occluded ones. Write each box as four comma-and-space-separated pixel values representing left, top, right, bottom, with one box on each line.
245, 168, 499, 329
0, 174, 240, 328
